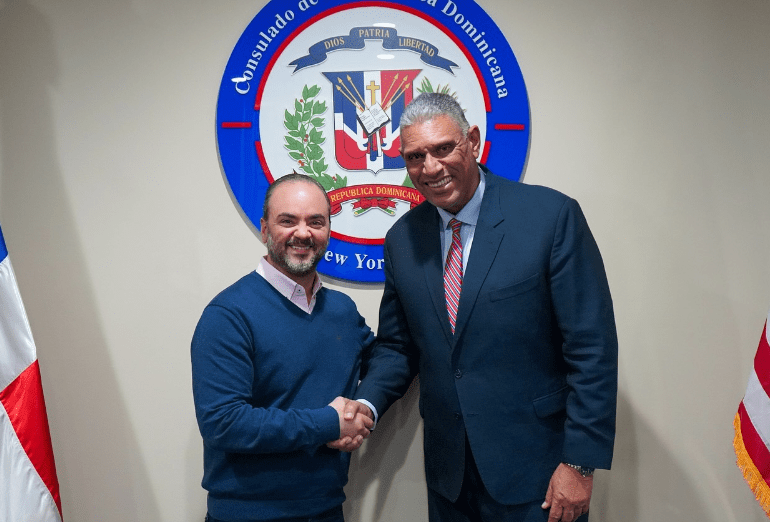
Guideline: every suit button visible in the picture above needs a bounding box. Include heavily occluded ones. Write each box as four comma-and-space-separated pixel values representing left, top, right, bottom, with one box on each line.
455, 369, 462, 379
454, 413, 461, 420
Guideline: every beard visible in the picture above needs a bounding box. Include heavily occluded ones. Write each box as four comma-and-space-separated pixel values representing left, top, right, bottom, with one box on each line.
265, 232, 328, 277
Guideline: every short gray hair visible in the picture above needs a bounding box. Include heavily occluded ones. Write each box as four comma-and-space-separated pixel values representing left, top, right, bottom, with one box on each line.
399, 93, 470, 135
262, 173, 331, 219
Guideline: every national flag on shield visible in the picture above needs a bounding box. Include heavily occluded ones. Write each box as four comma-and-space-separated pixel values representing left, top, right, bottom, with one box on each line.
0, 222, 63, 521
734, 310, 770, 518
323, 69, 421, 174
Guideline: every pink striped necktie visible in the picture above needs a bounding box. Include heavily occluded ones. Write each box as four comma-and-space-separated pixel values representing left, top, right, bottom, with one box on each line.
444, 218, 463, 334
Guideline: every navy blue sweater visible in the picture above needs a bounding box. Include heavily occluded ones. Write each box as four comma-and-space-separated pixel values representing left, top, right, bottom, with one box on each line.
191, 272, 374, 520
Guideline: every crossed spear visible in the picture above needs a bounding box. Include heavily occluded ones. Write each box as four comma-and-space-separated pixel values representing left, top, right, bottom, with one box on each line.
334, 74, 410, 112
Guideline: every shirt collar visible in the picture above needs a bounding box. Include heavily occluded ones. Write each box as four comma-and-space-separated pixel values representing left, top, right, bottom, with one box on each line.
436, 167, 486, 228
256, 257, 323, 312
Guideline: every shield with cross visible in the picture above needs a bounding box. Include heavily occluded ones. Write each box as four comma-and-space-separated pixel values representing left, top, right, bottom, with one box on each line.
322, 69, 421, 175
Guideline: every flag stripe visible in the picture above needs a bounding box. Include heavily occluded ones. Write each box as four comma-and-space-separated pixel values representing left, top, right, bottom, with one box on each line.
754, 322, 770, 399
738, 401, 770, 482
0, 258, 37, 390
1, 389, 62, 521
0, 360, 62, 515
744, 368, 770, 451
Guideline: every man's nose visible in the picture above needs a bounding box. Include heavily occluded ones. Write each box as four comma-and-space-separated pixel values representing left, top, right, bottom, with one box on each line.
294, 222, 312, 239
423, 153, 442, 175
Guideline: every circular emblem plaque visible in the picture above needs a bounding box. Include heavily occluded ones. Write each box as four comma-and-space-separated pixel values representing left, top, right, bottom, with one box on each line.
217, 0, 530, 283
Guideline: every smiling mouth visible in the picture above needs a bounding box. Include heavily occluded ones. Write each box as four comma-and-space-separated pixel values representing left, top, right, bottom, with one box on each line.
287, 242, 314, 253
427, 176, 452, 189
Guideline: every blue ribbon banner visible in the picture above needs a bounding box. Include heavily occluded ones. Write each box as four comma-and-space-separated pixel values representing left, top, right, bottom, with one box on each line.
289, 26, 458, 73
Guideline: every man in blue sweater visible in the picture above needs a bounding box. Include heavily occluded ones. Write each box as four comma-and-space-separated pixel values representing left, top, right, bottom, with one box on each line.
192, 173, 375, 522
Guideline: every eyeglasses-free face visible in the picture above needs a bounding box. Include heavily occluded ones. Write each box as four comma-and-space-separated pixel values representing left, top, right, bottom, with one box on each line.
400, 115, 481, 214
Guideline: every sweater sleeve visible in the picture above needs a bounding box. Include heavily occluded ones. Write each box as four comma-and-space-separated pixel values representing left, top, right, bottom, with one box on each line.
191, 304, 341, 454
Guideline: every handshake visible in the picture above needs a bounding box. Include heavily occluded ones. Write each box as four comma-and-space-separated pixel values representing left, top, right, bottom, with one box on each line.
327, 397, 374, 452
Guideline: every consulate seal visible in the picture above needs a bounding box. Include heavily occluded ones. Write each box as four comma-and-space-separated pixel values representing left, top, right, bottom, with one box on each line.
216, 0, 530, 283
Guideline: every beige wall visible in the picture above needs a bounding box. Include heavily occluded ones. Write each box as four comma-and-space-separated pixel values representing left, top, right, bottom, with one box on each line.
1, 0, 769, 520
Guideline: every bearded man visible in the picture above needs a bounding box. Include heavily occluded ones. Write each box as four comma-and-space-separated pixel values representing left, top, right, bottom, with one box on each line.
191, 173, 374, 522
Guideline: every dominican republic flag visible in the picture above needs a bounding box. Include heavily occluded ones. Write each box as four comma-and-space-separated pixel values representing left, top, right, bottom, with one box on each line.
0, 222, 62, 521
734, 310, 770, 518
323, 69, 421, 174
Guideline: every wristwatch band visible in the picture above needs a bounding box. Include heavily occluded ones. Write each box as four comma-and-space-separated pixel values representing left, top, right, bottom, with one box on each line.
564, 462, 595, 477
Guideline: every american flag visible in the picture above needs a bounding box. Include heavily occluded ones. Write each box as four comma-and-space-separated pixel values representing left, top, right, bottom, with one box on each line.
734, 310, 770, 518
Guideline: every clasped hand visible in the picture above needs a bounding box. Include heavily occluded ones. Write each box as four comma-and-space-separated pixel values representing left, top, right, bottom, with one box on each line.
326, 397, 374, 452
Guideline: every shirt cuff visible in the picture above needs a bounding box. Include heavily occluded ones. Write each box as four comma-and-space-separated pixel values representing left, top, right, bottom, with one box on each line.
356, 399, 378, 429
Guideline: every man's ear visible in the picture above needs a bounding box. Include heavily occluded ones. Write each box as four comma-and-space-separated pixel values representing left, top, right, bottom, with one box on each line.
260, 218, 268, 243
467, 125, 481, 159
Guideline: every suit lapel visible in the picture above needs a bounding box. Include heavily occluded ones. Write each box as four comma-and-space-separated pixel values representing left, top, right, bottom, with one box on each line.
416, 206, 455, 346
452, 174, 505, 343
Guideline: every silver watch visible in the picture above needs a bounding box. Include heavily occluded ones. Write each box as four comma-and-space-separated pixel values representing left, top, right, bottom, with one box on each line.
564, 463, 594, 477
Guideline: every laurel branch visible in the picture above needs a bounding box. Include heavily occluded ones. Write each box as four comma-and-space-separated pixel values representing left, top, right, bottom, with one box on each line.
283, 84, 347, 191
